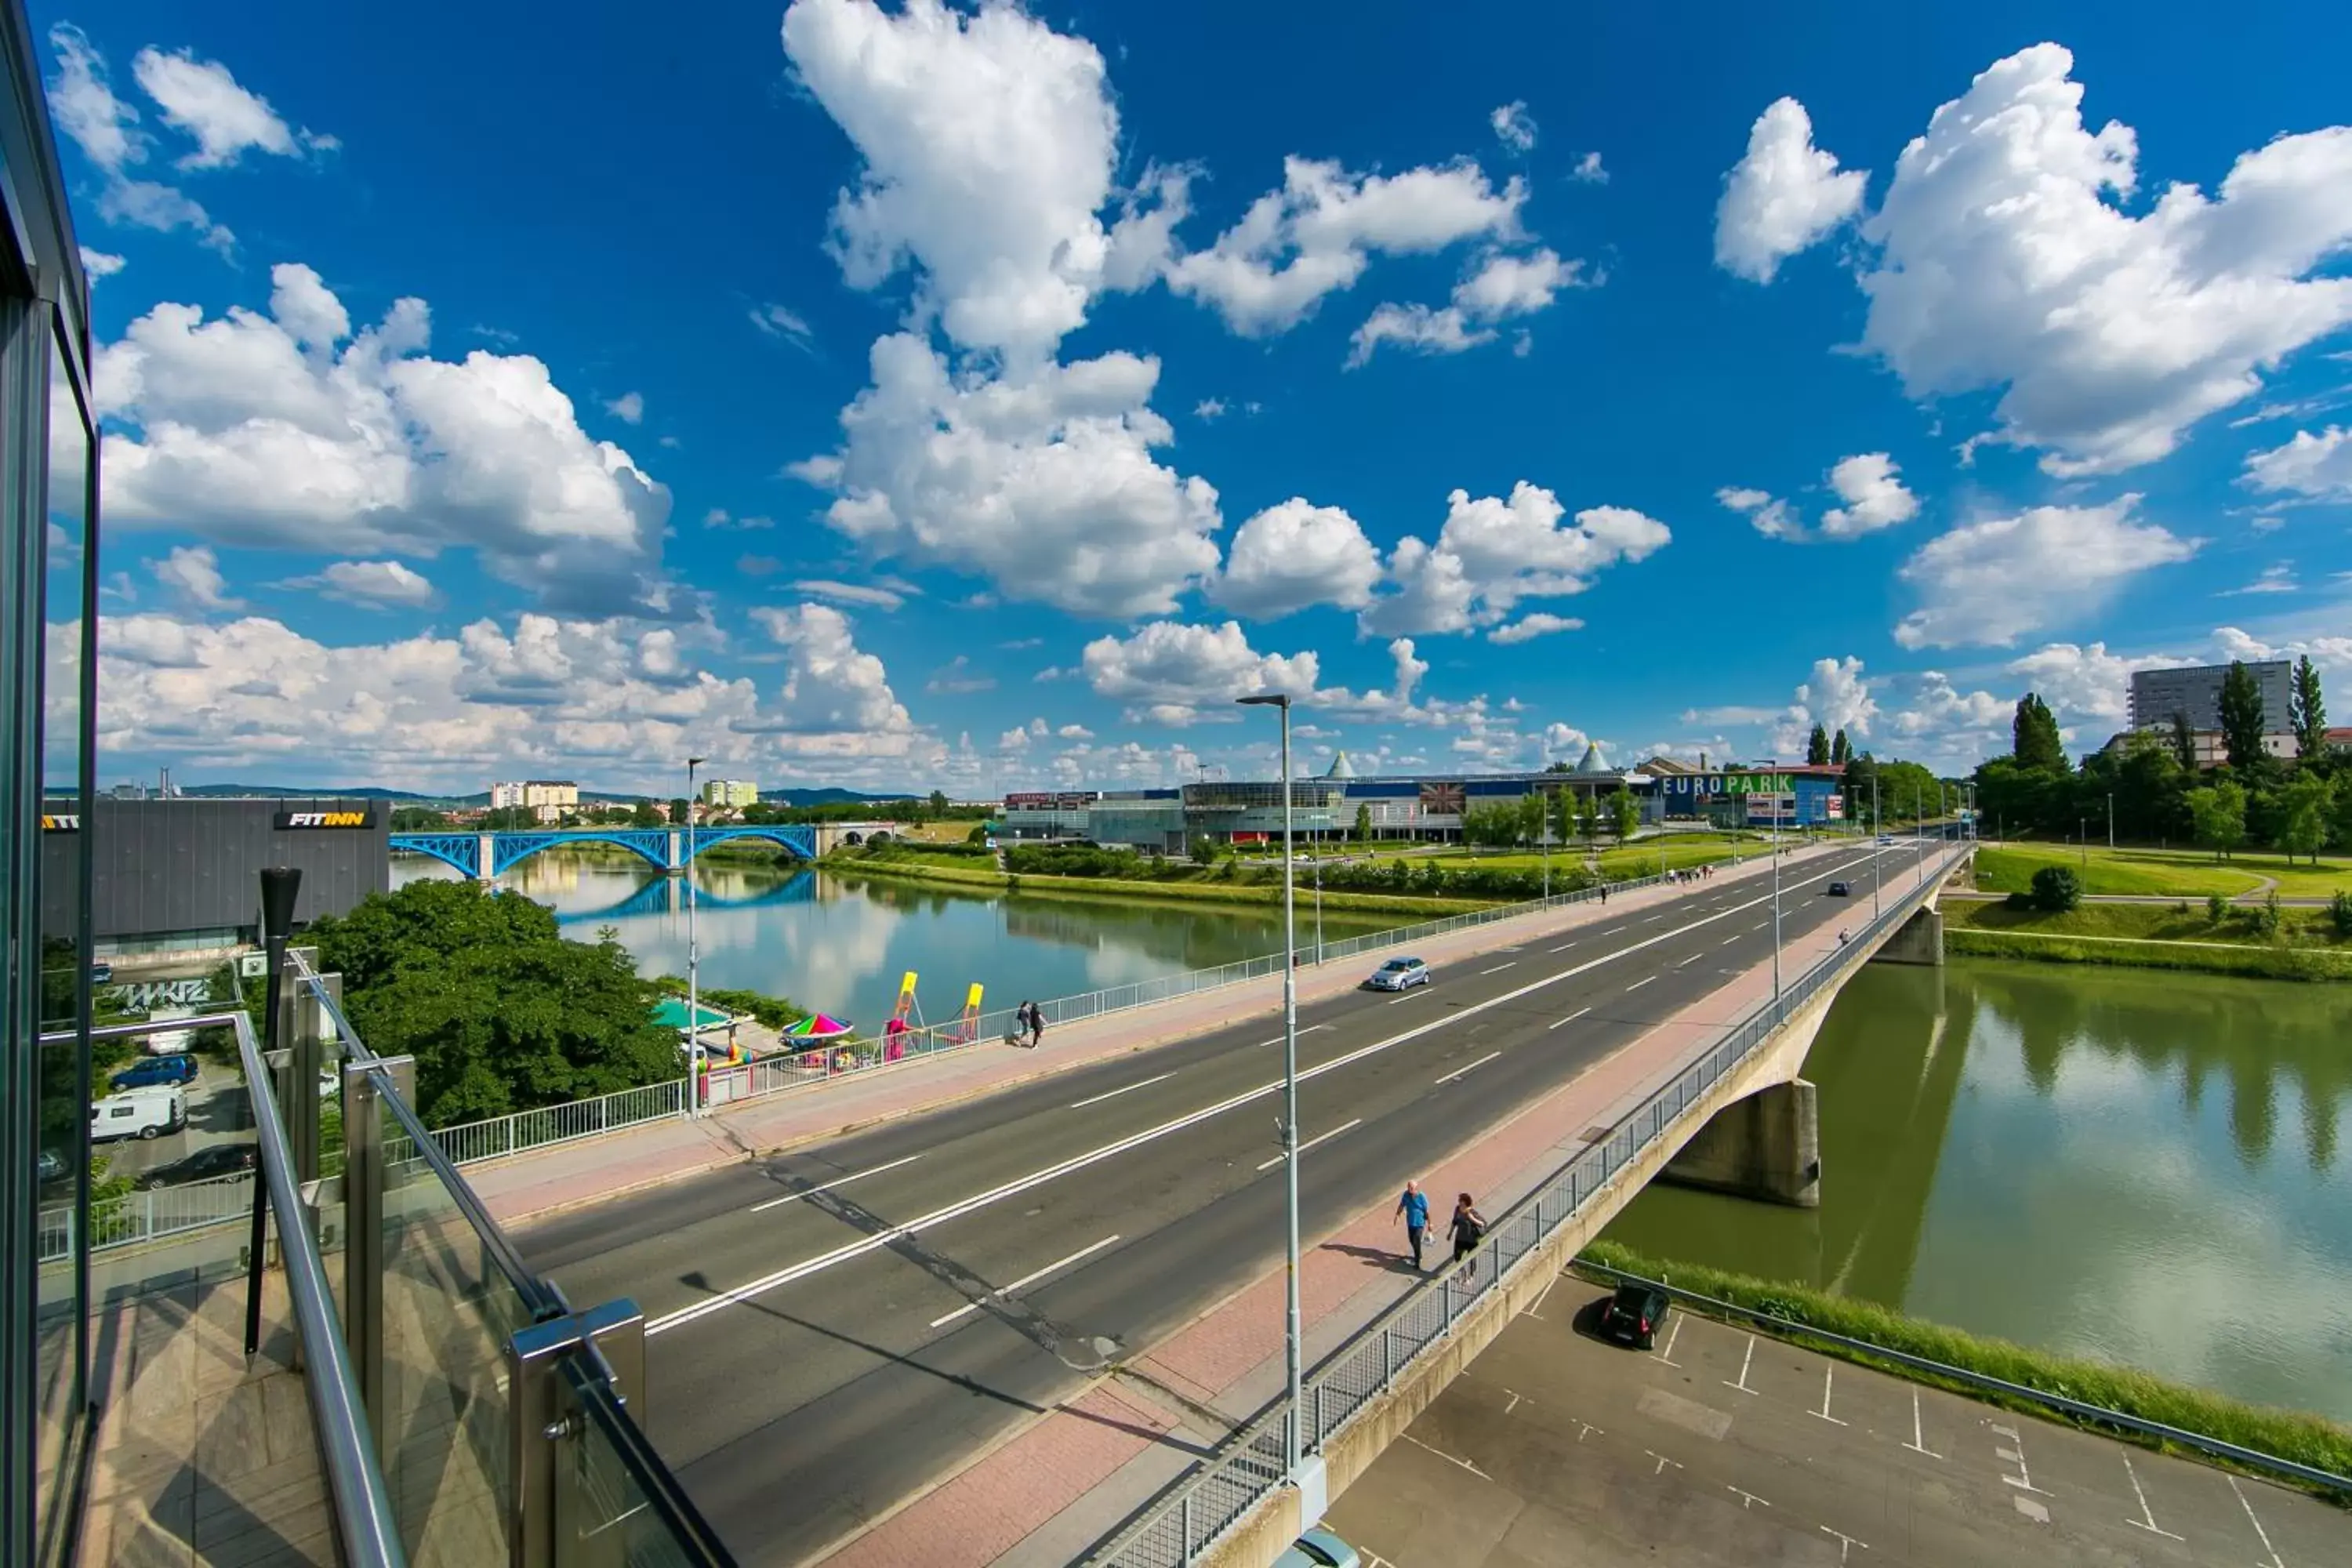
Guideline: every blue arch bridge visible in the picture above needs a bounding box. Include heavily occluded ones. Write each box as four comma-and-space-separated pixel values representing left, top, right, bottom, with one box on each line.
389, 825, 819, 880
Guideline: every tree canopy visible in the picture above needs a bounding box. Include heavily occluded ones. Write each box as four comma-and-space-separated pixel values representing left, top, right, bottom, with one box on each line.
1806, 724, 1831, 766
2290, 655, 2328, 761
2011, 694, 2067, 772
2218, 660, 2268, 775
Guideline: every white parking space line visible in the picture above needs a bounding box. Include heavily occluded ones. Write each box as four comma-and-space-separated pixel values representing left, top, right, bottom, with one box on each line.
1656, 1313, 1685, 1367
1547, 1006, 1592, 1032
1723, 1334, 1759, 1396
1528, 1272, 1563, 1319
1069, 1073, 1174, 1110
1991, 1423, 2049, 1496
1625, 975, 1655, 993
1820, 1526, 1868, 1564
1481, 962, 1517, 975
750, 1153, 925, 1211
1403, 1433, 1490, 1479
1435, 1051, 1502, 1085
1811, 1366, 1848, 1426
1257, 1117, 1362, 1171
2120, 1455, 2182, 1541
2229, 1476, 2287, 1568
1646, 1450, 1682, 1477
927, 1232, 1122, 1328
1726, 1485, 1771, 1510
1903, 1388, 1940, 1459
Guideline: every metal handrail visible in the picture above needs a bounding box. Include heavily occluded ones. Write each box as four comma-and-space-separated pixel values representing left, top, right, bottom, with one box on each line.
558, 1354, 740, 1565
286, 951, 565, 1319
51, 1012, 409, 1566
1087, 845, 1969, 1565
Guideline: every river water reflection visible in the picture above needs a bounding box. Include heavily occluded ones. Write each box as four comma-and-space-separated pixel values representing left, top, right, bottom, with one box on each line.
394, 850, 1395, 1035
1603, 960, 2352, 1423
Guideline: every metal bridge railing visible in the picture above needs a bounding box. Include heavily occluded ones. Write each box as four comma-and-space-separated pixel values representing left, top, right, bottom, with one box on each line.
1083, 846, 1966, 1567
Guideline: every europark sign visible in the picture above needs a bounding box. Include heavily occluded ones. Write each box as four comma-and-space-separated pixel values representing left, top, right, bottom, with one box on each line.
1655, 771, 1805, 800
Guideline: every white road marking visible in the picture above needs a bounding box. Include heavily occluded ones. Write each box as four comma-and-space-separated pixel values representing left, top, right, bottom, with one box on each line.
1820, 1526, 1868, 1563
1726, 1485, 1771, 1510
1068, 1073, 1174, 1110
750, 1153, 924, 1211
1573, 1419, 1602, 1443
2230, 1475, 2286, 1568
1435, 1051, 1502, 1085
1645, 1450, 1682, 1477
1675, 953, 1699, 967
1812, 1365, 1848, 1426
1642, 914, 1664, 924
1547, 1006, 1592, 1032
1257, 1117, 1362, 1171
1386, 989, 1434, 1005
1724, 1334, 1759, 1395
1991, 1422, 2049, 1495
927, 1232, 1123, 1328
655, 850, 1909, 1330
2120, 1455, 2182, 1540
1550, 941, 1577, 953
1903, 1388, 1940, 1458
1529, 1271, 1562, 1319
1403, 1433, 1490, 1479
2013, 1495, 2048, 1524
1625, 975, 1656, 993
1719, 935, 1741, 946
1481, 962, 1517, 975
1502, 1388, 1524, 1415
1250, 1025, 1328, 1047
1656, 1313, 1685, 1367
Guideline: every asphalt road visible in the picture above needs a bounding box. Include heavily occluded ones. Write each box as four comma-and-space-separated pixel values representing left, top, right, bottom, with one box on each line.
521, 839, 1936, 1566
1330, 1269, 2349, 1566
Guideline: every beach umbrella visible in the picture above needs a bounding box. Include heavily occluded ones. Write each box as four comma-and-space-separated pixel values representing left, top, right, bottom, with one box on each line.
784, 1013, 854, 1040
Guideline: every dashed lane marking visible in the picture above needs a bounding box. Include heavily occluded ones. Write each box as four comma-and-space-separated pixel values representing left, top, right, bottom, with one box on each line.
1550, 941, 1577, 953
927, 1232, 1122, 1328
1481, 962, 1517, 975
1256, 1117, 1362, 1172
1626, 975, 1656, 993
1068, 1073, 1174, 1110
1434, 1051, 1501, 1085
1547, 1006, 1592, 1032
750, 1153, 924, 1211
1250, 1024, 1329, 1047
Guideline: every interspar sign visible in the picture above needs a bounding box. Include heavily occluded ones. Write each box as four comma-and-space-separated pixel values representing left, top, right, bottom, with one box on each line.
275, 810, 376, 829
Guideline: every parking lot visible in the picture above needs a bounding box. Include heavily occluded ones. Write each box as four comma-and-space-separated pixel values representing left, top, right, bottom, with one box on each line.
1327, 1267, 2347, 1566
96, 1065, 252, 1178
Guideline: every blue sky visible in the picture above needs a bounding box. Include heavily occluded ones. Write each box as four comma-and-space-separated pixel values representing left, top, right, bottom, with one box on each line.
41, 0, 2352, 796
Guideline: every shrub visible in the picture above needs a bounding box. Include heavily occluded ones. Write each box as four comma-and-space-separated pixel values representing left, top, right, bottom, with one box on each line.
2029, 865, 2081, 913
2206, 892, 2231, 924
2333, 890, 2352, 940
2252, 891, 2284, 939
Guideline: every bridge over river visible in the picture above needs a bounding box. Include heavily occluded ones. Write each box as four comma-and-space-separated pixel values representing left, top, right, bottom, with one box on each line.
495, 836, 1972, 1566
390, 821, 898, 878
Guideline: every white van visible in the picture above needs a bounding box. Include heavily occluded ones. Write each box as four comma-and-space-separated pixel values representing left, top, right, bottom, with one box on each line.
91, 1085, 186, 1142
144, 1006, 197, 1056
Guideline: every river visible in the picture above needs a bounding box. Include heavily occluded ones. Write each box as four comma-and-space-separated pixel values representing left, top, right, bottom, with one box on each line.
392, 849, 1396, 1033
1602, 958, 2352, 1424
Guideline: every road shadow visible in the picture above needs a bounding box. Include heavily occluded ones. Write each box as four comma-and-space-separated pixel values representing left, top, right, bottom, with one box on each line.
1321, 1240, 1423, 1276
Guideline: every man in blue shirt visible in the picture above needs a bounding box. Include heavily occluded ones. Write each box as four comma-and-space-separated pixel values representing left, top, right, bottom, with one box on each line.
1394, 1179, 1431, 1271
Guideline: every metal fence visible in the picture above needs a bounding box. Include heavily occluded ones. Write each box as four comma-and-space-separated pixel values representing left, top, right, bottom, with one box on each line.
428, 858, 1743, 1169
1086, 846, 1966, 1567
37, 1167, 253, 1265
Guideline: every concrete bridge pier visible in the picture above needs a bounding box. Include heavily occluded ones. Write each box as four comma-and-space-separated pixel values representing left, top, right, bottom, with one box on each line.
1658, 1078, 1822, 1208
1871, 905, 1944, 967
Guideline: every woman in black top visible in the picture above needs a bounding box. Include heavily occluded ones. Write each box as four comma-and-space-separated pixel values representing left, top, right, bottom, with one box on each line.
1449, 1192, 1487, 1270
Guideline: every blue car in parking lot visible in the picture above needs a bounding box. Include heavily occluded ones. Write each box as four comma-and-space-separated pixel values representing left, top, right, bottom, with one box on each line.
111, 1054, 199, 1092
1276, 1528, 1362, 1568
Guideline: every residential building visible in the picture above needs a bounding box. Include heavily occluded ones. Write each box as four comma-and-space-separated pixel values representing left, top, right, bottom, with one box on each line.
488, 778, 579, 823
2128, 660, 2294, 732
2104, 730, 2301, 768
701, 779, 760, 809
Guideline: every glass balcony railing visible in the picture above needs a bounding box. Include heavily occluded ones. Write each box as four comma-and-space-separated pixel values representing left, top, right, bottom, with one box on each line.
45, 915, 737, 1568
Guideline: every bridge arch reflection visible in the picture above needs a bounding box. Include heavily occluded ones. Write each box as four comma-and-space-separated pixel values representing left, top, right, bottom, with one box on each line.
554, 869, 819, 925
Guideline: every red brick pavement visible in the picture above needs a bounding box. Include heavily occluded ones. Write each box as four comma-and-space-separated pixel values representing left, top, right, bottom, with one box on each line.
813, 853, 1951, 1566
476, 844, 1845, 1226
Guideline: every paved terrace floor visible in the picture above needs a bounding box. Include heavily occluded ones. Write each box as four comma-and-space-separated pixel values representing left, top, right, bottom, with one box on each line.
512, 838, 1952, 1566
1330, 1268, 2350, 1566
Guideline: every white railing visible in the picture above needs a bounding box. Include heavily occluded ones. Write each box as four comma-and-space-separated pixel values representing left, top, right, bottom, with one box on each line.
37, 1167, 253, 1264
1085, 846, 1966, 1567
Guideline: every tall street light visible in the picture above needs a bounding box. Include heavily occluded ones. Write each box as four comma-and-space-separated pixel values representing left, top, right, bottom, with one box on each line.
687, 755, 706, 1114
1767, 761, 1782, 1005
1871, 773, 1882, 920
1236, 692, 1305, 1487
2107, 792, 2114, 851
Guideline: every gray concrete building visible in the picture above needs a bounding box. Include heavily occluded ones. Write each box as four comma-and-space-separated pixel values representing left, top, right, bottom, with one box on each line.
40, 798, 390, 957
2128, 659, 2293, 731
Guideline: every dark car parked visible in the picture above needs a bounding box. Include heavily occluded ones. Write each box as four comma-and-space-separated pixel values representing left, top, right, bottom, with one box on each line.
132, 1144, 256, 1189
1599, 1282, 1671, 1349
111, 1054, 200, 1092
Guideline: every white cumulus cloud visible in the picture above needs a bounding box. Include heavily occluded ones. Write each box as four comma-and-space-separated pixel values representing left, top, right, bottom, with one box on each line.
1348, 247, 1587, 368
1715, 485, 1800, 540
129, 45, 331, 169
1893, 497, 2198, 649
1213, 499, 1382, 619
1818, 452, 1919, 537
1081, 620, 1319, 725
1487, 612, 1583, 644
1360, 483, 1670, 636
304, 559, 437, 610
1490, 101, 1537, 154
1715, 96, 1866, 283
2244, 425, 2352, 499
153, 544, 239, 611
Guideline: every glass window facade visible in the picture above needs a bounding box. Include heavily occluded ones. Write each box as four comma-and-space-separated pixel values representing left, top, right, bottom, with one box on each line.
4, 6, 101, 1562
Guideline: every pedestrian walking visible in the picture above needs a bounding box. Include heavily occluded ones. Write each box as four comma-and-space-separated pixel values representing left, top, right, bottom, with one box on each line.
1394, 1179, 1431, 1270
1448, 1192, 1488, 1273
1028, 1001, 1045, 1047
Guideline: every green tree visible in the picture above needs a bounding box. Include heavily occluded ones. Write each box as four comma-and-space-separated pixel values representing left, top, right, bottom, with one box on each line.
390, 805, 452, 830
1574, 790, 1601, 848
2334, 775, 2352, 851
2029, 866, 2081, 913
2276, 773, 2332, 866
2218, 660, 2268, 775
1187, 833, 1219, 865
2011, 693, 2067, 772
1806, 724, 1831, 766
2187, 779, 2248, 861
630, 798, 662, 826
1607, 786, 1641, 841
2290, 654, 2328, 763
669, 797, 691, 825
2169, 710, 2199, 772
1517, 792, 1548, 846
1831, 728, 1850, 767
1353, 803, 1373, 845
927, 788, 950, 818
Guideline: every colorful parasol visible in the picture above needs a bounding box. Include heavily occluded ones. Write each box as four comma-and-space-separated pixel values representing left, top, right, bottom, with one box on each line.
783, 1012, 855, 1040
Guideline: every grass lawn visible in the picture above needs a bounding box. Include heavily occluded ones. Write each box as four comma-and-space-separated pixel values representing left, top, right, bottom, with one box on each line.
1945, 898, 2349, 947
1973, 844, 2265, 898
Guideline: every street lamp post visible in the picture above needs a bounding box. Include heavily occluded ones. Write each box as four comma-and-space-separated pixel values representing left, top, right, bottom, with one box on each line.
2107, 793, 2114, 851
1238, 692, 1305, 1486
1313, 848, 1323, 966
1872, 774, 1882, 920
1769, 762, 1782, 1005
687, 755, 706, 1113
